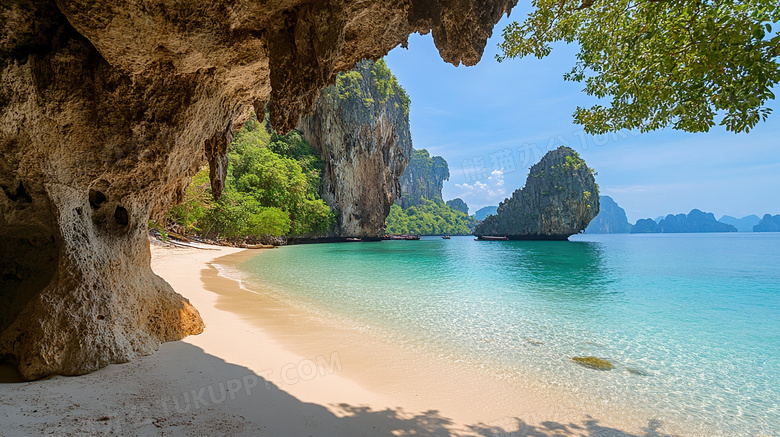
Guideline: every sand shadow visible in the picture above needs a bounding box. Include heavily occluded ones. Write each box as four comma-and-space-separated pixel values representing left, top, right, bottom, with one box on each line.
0, 342, 678, 436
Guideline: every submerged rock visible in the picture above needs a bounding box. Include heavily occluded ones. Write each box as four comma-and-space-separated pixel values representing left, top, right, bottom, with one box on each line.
572, 356, 615, 370
626, 366, 651, 376
473, 147, 599, 240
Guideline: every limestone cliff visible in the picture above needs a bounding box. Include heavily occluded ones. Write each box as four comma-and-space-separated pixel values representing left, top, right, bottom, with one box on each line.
398, 149, 450, 208
446, 198, 470, 215
0, 0, 516, 379
299, 60, 411, 237
474, 147, 599, 240
585, 196, 633, 233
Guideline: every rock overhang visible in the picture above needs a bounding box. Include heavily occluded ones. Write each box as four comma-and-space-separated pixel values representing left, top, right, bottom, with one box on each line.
0, 0, 517, 379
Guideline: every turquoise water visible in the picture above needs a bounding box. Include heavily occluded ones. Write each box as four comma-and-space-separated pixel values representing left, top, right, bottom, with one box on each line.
231, 233, 780, 435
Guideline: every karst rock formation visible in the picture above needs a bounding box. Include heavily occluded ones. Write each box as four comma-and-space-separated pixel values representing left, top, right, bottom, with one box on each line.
0, 0, 516, 379
299, 60, 411, 238
474, 147, 600, 240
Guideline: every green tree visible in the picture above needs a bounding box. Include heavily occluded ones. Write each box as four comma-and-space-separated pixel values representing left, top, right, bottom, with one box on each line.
165, 114, 334, 240
385, 199, 476, 236
499, 0, 780, 133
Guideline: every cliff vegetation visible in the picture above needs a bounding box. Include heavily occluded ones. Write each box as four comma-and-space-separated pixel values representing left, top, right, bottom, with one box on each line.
385, 200, 474, 236
387, 149, 476, 235
164, 115, 334, 241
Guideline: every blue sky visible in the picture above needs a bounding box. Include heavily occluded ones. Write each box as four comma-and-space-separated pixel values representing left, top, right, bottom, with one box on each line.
384, 15, 780, 223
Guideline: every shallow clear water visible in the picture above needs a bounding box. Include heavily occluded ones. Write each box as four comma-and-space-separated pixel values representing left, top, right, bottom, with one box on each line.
233, 233, 780, 435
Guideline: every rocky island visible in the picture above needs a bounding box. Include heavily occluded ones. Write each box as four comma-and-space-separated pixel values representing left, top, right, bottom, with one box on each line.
754, 214, 780, 232
631, 209, 737, 233
473, 147, 599, 240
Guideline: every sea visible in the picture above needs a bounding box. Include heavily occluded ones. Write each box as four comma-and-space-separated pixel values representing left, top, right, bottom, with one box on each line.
229, 233, 780, 436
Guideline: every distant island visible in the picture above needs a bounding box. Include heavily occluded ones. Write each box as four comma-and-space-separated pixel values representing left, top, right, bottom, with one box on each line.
474, 206, 498, 221
719, 215, 761, 233
586, 196, 776, 234
754, 214, 780, 232
650, 210, 737, 233
585, 196, 632, 234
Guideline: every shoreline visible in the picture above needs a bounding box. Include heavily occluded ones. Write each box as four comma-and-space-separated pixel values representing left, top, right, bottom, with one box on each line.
0, 241, 695, 436
202, 246, 695, 436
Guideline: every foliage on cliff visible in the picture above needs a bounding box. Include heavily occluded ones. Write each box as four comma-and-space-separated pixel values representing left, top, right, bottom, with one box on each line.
166, 116, 334, 240
385, 199, 475, 236
499, 0, 780, 134
335, 59, 411, 116
398, 149, 450, 209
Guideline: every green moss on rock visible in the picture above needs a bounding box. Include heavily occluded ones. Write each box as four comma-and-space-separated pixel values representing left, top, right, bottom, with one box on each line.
571, 356, 615, 370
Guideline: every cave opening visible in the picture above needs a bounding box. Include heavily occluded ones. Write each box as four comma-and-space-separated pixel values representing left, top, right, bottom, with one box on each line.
88, 189, 107, 209
1, 181, 32, 206
114, 205, 129, 226
0, 232, 59, 335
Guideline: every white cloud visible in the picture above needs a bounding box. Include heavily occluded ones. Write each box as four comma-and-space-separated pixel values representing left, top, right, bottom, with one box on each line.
454, 168, 508, 210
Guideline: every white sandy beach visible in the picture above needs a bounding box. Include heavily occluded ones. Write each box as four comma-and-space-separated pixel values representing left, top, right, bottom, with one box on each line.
0, 241, 691, 436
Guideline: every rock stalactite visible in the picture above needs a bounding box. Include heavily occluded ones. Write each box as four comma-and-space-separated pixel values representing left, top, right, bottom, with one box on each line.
1, 0, 516, 379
